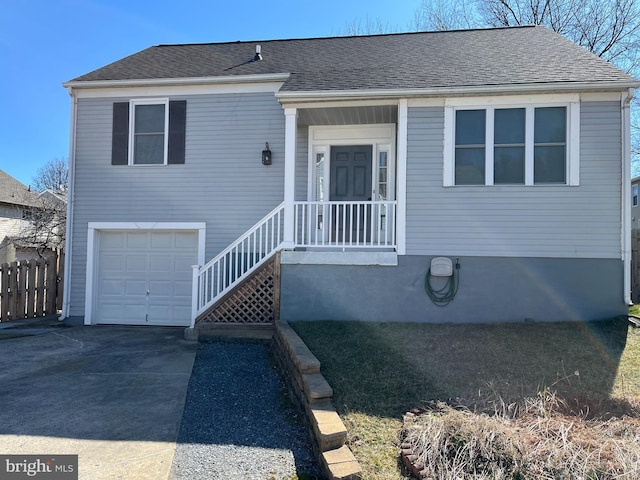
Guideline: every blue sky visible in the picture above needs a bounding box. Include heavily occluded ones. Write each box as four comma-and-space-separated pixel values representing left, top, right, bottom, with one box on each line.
0, 0, 418, 186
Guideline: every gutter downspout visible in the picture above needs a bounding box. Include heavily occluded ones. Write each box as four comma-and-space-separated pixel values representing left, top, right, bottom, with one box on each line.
622, 88, 635, 305
60, 87, 77, 319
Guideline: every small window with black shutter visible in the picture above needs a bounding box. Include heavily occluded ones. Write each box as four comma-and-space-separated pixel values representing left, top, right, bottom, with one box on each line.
111, 99, 186, 166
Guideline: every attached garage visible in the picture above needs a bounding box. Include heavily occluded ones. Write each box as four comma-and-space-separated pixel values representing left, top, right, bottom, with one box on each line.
85, 223, 205, 326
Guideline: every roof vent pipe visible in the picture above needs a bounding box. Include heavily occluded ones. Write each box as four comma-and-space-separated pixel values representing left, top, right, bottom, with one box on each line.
254, 45, 263, 61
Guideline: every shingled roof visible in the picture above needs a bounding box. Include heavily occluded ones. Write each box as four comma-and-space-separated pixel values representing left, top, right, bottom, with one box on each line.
69, 26, 636, 92
0, 170, 39, 208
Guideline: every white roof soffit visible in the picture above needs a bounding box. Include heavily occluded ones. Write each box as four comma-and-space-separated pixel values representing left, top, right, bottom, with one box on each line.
276, 80, 640, 103
63, 73, 291, 90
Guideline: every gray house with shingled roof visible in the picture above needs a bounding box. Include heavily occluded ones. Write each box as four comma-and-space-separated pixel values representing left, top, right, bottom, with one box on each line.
61, 26, 639, 329
0, 169, 41, 263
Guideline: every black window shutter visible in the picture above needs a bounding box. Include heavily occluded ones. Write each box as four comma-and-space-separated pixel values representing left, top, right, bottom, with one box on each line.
168, 100, 186, 164
111, 102, 129, 165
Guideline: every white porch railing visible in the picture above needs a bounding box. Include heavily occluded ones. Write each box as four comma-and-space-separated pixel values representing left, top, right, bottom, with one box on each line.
192, 202, 284, 321
294, 201, 397, 249
191, 200, 397, 324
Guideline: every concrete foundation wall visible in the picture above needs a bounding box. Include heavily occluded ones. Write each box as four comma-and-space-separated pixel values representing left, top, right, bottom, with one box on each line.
280, 256, 625, 323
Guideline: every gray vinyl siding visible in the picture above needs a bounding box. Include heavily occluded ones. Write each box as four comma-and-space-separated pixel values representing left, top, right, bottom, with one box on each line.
69, 92, 285, 316
406, 101, 621, 259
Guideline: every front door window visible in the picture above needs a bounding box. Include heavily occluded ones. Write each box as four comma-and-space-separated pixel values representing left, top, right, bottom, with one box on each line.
315, 152, 326, 230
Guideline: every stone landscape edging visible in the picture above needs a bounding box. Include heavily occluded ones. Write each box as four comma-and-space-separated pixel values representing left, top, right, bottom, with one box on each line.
272, 320, 362, 480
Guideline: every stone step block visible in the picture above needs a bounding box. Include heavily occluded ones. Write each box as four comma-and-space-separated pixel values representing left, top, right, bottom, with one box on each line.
322, 445, 362, 480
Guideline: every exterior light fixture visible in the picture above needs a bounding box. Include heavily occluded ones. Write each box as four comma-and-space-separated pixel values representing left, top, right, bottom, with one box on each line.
262, 142, 272, 165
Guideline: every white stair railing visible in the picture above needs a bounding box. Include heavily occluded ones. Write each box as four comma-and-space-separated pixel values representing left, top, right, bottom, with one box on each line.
192, 202, 285, 323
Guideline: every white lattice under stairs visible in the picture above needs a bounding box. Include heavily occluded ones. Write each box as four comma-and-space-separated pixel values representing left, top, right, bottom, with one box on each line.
195, 252, 280, 327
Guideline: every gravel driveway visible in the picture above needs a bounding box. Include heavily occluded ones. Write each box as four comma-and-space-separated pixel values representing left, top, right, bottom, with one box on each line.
169, 342, 321, 480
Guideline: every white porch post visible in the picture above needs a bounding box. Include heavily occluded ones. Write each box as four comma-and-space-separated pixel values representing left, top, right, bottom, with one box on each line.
283, 107, 297, 249
396, 99, 408, 255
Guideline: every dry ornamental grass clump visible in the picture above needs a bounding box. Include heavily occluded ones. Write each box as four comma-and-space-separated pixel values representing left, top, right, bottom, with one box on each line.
401, 391, 640, 480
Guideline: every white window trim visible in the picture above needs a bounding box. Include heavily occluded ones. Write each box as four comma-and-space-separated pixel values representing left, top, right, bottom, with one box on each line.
634, 184, 639, 207
310, 145, 329, 203
376, 144, 394, 202
129, 98, 170, 166
307, 124, 397, 201
443, 95, 580, 187
83, 222, 206, 325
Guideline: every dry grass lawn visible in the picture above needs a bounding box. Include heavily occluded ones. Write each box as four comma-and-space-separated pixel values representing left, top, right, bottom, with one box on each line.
291, 316, 640, 479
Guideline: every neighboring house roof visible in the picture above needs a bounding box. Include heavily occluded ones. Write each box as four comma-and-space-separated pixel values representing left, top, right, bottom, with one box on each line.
67, 26, 637, 93
40, 189, 68, 205
0, 169, 39, 208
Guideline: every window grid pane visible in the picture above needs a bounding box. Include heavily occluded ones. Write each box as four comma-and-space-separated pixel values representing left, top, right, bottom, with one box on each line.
534, 107, 566, 143
494, 108, 525, 144
135, 104, 165, 133
534, 146, 566, 183
455, 110, 485, 145
494, 146, 525, 184
134, 135, 165, 164
455, 147, 485, 185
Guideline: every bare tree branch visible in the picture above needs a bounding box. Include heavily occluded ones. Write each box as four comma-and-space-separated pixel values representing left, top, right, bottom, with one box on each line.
13, 159, 69, 257
31, 158, 68, 193
341, 15, 400, 36
414, 0, 640, 172
413, 0, 481, 31
13, 193, 66, 257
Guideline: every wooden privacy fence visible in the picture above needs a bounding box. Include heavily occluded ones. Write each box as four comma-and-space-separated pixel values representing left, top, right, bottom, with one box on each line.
0, 250, 64, 322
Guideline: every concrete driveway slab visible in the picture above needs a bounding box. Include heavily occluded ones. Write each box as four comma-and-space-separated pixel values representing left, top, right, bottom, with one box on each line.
0, 326, 197, 480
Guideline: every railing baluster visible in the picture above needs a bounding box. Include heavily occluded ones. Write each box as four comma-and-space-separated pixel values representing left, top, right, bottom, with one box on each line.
304, 203, 308, 245
342, 204, 347, 246
294, 204, 299, 246
391, 203, 396, 246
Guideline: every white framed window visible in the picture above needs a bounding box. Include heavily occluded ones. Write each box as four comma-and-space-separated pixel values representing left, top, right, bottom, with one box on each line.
633, 184, 638, 207
312, 146, 328, 202
375, 144, 394, 201
444, 96, 580, 186
129, 98, 169, 165
112, 99, 186, 166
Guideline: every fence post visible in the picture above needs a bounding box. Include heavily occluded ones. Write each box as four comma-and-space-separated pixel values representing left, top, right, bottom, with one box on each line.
16, 260, 26, 319
45, 257, 57, 314
0, 263, 7, 321
35, 260, 44, 317
25, 260, 35, 318
9, 261, 18, 320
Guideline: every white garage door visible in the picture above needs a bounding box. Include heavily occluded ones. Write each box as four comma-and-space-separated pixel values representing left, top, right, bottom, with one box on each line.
95, 230, 198, 326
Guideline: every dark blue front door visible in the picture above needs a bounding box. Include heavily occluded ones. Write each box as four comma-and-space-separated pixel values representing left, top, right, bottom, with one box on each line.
330, 145, 372, 243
